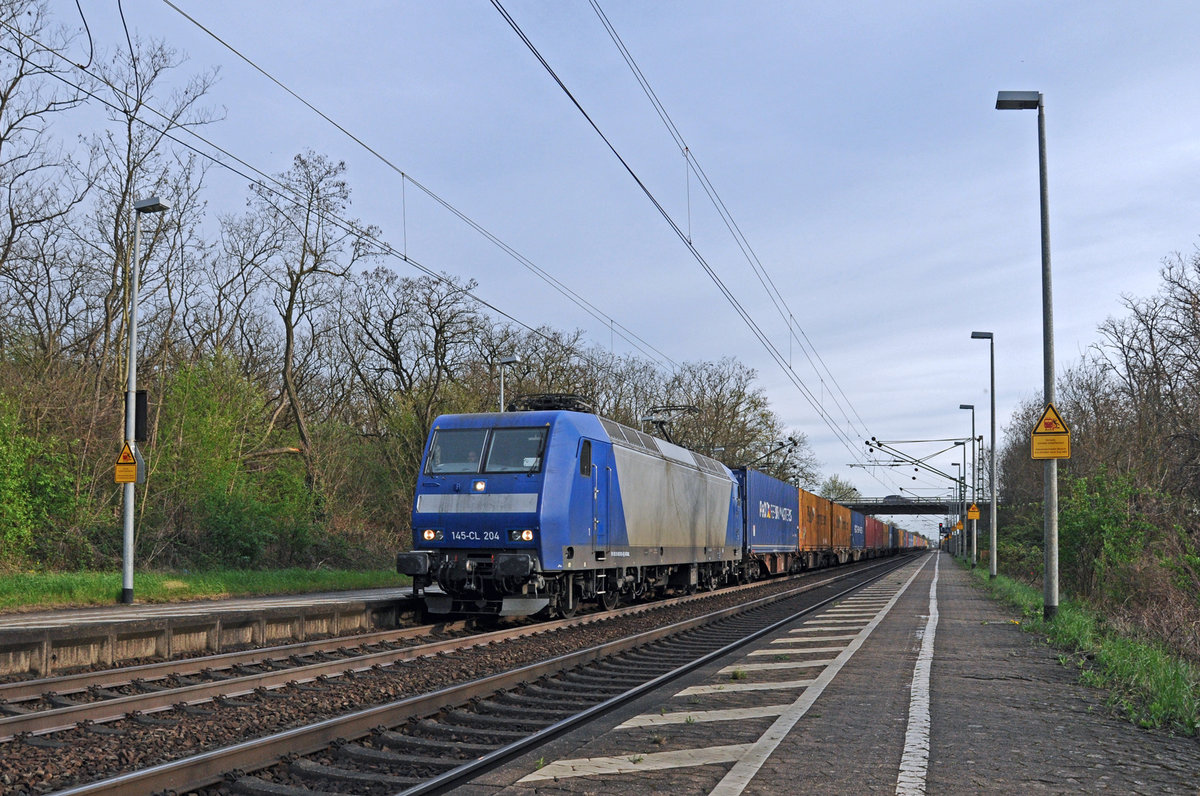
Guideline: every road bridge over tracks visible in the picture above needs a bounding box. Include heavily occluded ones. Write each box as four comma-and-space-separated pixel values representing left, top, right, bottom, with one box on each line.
841, 496, 994, 515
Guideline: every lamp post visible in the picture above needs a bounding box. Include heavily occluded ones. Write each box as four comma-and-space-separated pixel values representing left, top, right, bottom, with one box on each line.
951, 459, 962, 557
498, 355, 521, 412
972, 331, 998, 578
959, 404, 976, 567
996, 89, 1058, 620
122, 196, 170, 605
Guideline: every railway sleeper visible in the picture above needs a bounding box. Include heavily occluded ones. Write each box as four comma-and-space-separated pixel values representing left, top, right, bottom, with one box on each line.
335, 741, 463, 771
442, 708, 546, 731
587, 658, 673, 676
473, 698, 577, 720
0, 699, 32, 716
491, 687, 594, 710
293, 757, 421, 787
618, 649, 697, 667
375, 730, 495, 756
415, 717, 527, 742
518, 681, 608, 703
559, 670, 644, 689
43, 692, 84, 708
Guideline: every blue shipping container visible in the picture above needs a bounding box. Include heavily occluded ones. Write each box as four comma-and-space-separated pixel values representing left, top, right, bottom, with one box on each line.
850, 511, 866, 550
735, 469, 800, 554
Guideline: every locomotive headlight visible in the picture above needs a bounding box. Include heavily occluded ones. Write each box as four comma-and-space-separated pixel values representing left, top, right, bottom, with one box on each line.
421, 529, 443, 542
472, 480, 486, 492
508, 529, 535, 542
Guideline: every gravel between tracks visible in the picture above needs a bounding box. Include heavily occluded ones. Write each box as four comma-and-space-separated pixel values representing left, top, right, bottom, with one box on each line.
0, 573, 838, 794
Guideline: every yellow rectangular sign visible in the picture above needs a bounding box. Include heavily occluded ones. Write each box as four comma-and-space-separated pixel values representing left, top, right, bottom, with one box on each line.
967, 504, 980, 520
1031, 432, 1071, 459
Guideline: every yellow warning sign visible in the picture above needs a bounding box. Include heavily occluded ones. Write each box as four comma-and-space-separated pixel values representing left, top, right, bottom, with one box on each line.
955, 521, 963, 531
1030, 402, 1071, 460
115, 442, 137, 483
967, 504, 980, 520
1032, 403, 1069, 434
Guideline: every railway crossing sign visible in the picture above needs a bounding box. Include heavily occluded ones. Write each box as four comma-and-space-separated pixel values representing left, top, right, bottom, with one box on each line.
1030, 402, 1071, 460
114, 442, 145, 484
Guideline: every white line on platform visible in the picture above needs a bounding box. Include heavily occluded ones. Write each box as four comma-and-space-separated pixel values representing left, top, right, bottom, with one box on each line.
617, 704, 790, 728
676, 678, 815, 695
748, 646, 844, 656
518, 743, 754, 782
706, 557, 933, 796
895, 552, 941, 795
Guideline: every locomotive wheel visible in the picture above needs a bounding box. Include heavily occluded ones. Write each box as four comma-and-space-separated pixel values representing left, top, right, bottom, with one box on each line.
600, 588, 620, 611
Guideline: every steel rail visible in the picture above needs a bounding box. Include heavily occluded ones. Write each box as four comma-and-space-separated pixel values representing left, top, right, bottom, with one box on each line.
3, 559, 895, 739
47, 557, 913, 796
0, 621, 468, 703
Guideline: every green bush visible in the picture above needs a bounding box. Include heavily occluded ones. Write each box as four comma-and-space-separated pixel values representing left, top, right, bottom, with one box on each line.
0, 398, 78, 567
1058, 470, 1154, 602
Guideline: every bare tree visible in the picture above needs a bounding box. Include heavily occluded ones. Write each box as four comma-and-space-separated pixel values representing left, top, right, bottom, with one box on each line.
0, 0, 91, 278
235, 151, 378, 487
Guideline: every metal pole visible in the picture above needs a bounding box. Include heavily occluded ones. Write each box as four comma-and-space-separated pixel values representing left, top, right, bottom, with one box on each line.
499, 367, 506, 413
970, 410, 977, 567
988, 336, 998, 578
1038, 100, 1058, 621
121, 209, 142, 605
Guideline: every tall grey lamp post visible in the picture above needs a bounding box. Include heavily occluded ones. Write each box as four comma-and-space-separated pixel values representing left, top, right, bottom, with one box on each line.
122, 196, 170, 605
950, 459, 962, 557
996, 89, 1058, 620
959, 404, 976, 567
972, 331, 998, 578
498, 355, 521, 412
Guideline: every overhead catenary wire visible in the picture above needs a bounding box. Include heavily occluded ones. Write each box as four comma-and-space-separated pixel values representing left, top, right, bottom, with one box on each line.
155, 0, 677, 371
5, 8, 910, 495
588, 0, 873, 445
491, 0, 893, 487
0, 27, 643, 392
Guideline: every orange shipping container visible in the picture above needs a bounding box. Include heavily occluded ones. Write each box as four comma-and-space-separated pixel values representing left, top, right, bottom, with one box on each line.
799, 488, 831, 550
830, 502, 852, 549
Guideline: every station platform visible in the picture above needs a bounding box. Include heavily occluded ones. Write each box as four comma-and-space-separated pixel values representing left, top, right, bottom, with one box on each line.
472, 552, 1200, 794
0, 587, 415, 678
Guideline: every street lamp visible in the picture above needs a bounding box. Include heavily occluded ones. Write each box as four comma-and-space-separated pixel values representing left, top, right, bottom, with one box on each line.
972, 331, 998, 579
996, 89, 1058, 620
498, 354, 521, 412
122, 196, 170, 605
951, 459, 962, 557
959, 404, 976, 567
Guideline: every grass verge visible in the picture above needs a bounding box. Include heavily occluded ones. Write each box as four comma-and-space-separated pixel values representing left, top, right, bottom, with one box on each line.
966, 562, 1199, 736
0, 569, 408, 612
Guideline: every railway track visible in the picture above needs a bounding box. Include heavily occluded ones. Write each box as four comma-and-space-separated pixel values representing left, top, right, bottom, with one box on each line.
0, 557, 910, 795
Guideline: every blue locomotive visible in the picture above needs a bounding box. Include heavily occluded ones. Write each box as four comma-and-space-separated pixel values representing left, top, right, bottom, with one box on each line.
396, 396, 921, 617
396, 399, 743, 617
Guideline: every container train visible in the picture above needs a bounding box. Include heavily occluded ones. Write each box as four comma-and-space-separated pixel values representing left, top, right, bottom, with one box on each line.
396, 400, 926, 617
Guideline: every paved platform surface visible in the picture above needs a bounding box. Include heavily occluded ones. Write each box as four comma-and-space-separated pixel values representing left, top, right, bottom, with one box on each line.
0, 588, 413, 631
468, 552, 1200, 794
0, 588, 416, 677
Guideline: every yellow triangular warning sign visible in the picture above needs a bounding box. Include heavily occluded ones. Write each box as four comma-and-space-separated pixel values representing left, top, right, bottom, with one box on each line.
118, 442, 135, 464
1032, 403, 1069, 435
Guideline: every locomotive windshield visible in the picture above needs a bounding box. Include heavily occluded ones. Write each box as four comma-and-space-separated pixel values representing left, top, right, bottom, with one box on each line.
426, 428, 487, 473
425, 426, 547, 474
484, 427, 546, 473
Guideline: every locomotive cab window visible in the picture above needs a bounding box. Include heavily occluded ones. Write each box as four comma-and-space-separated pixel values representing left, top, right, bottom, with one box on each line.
426, 428, 488, 474
484, 427, 547, 473
579, 440, 591, 476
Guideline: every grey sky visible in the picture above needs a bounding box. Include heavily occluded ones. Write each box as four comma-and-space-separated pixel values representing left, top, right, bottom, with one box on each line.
68, 1, 1200, 537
